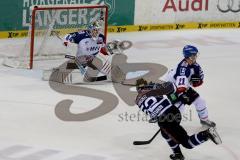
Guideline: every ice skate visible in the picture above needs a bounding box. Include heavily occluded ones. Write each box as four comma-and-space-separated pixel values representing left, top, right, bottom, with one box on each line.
200, 119, 216, 128
207, 127, 222, 145
170, 153, 185, 160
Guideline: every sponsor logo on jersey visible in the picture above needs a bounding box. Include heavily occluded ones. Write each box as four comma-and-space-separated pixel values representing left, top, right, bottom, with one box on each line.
89, 46, 100, 51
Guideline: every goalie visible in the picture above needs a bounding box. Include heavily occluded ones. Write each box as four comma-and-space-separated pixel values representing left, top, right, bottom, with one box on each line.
62, 21, 131, 83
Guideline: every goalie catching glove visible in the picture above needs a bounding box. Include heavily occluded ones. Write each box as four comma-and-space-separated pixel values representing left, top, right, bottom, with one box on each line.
106, 40, 132, 54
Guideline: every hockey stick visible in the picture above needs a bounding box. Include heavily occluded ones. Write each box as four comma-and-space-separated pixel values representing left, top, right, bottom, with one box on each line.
51, 30, 87, 75
65, 54, 87, 75
133, 128, 161, 145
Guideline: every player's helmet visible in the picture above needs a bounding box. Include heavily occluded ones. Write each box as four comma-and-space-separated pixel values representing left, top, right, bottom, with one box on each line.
136, 78, 148, 92
183, 45, 198, 58
136, 79, 158, 92
88, 21, 101, 40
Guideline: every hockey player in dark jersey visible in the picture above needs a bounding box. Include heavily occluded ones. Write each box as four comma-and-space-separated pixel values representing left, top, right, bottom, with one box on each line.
135, 78, 222, 160
162, 45, 216, 127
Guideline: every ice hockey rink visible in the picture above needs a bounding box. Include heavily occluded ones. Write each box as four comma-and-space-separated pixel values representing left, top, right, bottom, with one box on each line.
0, 29, 239, 160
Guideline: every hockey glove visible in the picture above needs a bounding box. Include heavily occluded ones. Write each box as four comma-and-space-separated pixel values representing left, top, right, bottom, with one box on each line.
100, 47, 108, 55
167, 93, 178, 104
178, 88, 200, 105
190, 74, 203, 87
63, 41, 68, 47
178, 93, 191, 105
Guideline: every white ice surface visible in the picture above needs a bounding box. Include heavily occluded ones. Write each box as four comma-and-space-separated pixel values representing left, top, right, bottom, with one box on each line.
0, 29, 240, 160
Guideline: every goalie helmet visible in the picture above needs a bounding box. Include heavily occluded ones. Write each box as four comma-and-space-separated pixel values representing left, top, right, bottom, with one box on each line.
87, 21, 102, 40
183, 45, 199, 58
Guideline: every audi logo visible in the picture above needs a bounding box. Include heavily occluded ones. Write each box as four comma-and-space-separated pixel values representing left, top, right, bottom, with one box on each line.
217, 0, 240, 12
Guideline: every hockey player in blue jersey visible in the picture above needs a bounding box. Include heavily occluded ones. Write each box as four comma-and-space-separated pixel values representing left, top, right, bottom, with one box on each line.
63, 21, 126, 83
162, 45, 216, 128
135, 78, 222, 160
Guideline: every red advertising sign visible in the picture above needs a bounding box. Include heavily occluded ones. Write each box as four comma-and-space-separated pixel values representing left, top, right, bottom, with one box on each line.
162, 0, 209, 12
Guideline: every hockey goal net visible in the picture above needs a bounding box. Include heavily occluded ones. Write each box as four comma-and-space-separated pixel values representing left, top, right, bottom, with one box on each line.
3, 4, 108, 69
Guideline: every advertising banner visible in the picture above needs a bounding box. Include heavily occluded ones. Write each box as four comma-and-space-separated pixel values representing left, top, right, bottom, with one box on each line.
135, 0, 240, 24
0, 0, 135, 31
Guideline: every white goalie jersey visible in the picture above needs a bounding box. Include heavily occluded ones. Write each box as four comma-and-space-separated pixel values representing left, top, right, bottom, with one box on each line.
64, 30, 106, 57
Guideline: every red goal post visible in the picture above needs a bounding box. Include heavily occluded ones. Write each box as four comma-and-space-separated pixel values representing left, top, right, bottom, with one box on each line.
4, 4, 108, 69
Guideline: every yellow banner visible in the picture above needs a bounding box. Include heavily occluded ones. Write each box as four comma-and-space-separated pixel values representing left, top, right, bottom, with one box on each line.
1, 21, 240, 39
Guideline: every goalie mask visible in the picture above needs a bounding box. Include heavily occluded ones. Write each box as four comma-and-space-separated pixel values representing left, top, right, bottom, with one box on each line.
88, 22, 101, 41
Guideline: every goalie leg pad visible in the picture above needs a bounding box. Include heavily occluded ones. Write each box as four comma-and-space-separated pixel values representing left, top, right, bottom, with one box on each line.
75, 55, 95, 66
90, 56, 105, 72
111, 65, 126, 83
87, 54, 126, 83
48, 68, 73, 83
90, 56, 112, 75
66, 62, 79, 69
83, 67, 99, 82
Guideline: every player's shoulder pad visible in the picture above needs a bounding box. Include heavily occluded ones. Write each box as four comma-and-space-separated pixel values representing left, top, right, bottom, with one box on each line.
72, 30, 91, 43
160, 82, 176, 94
179, 59, 188, 67
193, 62, 200, 67
176, 60, 191, 77
78, 30, 90, 37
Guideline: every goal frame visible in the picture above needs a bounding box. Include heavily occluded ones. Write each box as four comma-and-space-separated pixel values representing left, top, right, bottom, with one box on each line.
29, 4, 108, 69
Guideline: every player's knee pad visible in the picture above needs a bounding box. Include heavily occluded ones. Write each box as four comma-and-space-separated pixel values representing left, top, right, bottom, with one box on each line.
110, 65, 126, 83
